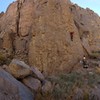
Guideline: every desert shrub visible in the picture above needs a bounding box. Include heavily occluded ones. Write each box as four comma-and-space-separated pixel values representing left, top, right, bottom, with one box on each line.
0, 53, 7, 65
83, 92, 89, 100
48, 72, 84, 100
88, 72, 100, 87
0, 52, 13, 65
89, 51, 100, 59
47, 71, 100, 100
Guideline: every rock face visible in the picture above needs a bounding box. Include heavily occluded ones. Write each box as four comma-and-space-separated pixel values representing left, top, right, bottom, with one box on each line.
70, 4, 100, 51
0, 12, 4, 18
0, 0, 100, 74
28, 0, 84, 74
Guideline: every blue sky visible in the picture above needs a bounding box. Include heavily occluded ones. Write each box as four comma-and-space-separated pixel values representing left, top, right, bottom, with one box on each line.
71, 0, 100, 16
0, 0, 100, 16
0, 0, 15, 12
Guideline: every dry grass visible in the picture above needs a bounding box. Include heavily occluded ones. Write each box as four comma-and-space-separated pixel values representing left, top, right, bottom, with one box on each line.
46, 70, 100, 100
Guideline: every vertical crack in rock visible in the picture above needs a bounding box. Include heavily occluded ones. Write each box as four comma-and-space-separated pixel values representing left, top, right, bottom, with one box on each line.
16, 1, 20, 36
16, 0, 25, 36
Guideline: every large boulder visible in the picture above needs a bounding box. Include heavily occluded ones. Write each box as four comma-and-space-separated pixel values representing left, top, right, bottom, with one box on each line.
7, 59, 32, 79
6, 59, 45, 81
0, 68, 34, 100
22, 76, 41, 92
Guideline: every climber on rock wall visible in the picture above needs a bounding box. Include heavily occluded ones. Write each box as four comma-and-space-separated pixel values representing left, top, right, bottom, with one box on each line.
70, 32, 74, 41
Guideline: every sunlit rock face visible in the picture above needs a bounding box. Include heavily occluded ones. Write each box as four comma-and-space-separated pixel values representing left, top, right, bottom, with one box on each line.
1, 0, 100, 75
28, 0, 84, 74
71, 4, 100, 51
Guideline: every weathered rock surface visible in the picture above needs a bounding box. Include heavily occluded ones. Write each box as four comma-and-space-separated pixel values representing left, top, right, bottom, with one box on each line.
0, 68, 34, 100
0, 0, 84, 75
0, 0, 100, 75
22, 76, 41, 92
28, 0, 84, 74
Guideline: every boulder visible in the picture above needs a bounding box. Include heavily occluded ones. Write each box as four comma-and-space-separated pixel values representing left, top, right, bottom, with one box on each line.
0, 68, 34, 100
41, 80, 52, 95
6, 59, 45, 80
7, 59, 32, 79
0, 77, 20, 100
30, 67, 45, 81
22, 76, 41, 92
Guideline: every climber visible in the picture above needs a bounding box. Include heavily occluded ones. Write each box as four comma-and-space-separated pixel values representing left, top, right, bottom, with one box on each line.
70, 32, 74, 41
82, 56, 88, 68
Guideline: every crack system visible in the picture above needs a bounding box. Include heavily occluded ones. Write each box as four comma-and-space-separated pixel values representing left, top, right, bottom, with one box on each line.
16, 0, 25, 36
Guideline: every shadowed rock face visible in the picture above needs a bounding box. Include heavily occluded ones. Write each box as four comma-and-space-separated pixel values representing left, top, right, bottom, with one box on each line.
0, 77, 20, 100
0, 0, 99, 75
0, 68, 34, 100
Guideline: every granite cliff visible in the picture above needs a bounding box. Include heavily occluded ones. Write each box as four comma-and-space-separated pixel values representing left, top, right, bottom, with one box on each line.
0, 0, 100, 75
0, 0, 100, 99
